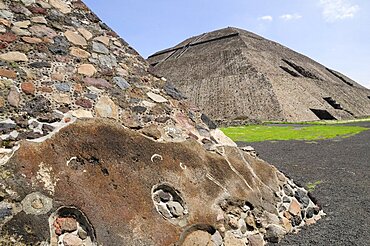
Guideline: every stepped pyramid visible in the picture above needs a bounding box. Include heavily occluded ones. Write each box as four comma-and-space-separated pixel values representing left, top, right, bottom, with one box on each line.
148, 27, 370, 125
0, 1, 322, 245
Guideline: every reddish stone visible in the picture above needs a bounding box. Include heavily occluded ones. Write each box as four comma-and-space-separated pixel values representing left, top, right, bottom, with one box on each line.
83, 77, 112, 89
21, 82, 36, 95
54, 217, 77, 235
0, 69, 17, 79
75, 98, 93, 108
28, 6, 47, 14
0, 42, 8, 49
39, 86, 53, 93
0, 33, 18, 43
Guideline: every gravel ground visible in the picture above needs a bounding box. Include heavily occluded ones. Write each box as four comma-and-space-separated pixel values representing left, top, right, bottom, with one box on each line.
237, 122, 370, 246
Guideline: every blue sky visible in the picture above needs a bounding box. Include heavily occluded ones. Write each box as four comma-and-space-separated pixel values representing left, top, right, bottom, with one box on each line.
84, 0, 370, 88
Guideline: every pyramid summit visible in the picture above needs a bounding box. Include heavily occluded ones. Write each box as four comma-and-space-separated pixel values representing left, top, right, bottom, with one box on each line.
148, 27, 370, 125
0, 2, 322, 245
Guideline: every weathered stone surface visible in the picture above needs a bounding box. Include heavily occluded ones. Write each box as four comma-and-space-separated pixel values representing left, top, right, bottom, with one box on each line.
22, 36, 43, 44
92, 41, 109, 54
21, 81, 36, 95
113, 76, 130, 89
7, 87, 20, 107
95, 96, 118, 119
29, 25, 57, 38
0, 32, 17, 42
83, 77, 111, 88
147, 92, 168, 103
78, 64, 97, 77
49, 0, 71, 14
63, 233, 83, 246
0, 51, 28, 61
65, 30, 87, 46
77, 27, 93, 40
70, 47, 90, 58
0, 68, 16, 78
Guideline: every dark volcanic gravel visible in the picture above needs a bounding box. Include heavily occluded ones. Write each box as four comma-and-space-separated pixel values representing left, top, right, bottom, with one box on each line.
237, 122, 370, 246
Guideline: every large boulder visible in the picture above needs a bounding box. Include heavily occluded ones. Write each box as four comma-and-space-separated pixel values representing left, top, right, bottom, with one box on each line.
0, 0, 323, 245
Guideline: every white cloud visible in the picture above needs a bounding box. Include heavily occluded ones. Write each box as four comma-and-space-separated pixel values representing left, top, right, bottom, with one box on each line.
258, 15, 273, 21
280, 14, 302, 21
319, 0, 359, 22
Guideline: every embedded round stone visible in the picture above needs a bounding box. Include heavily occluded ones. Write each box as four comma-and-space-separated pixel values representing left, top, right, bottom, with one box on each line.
21, 192, 53, 215
21, 81, 36, 95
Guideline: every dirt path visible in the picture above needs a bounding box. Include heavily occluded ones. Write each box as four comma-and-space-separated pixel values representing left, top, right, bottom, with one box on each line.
237, 122, 370, 246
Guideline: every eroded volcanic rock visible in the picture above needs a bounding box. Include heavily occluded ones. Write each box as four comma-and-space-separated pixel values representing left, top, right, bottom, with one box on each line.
148, 27, 370, 125
0, 1, 322, 245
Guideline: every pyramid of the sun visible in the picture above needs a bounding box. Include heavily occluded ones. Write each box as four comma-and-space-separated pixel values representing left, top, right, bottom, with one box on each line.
148, 27, 370, 124
0, 1, 322, 245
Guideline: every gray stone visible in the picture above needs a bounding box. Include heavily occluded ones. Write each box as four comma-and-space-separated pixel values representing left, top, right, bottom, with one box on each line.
98, 54, 117, 69
92, 41, 109, 54
167, 201, 184, 217
55, 83, 70, 92
295, 189, 310, 208
113, 76, 130, 89
21, 192, 53, 215
49, 36, 70, 55
157, 203, 172, 219
265, 224, 286, 243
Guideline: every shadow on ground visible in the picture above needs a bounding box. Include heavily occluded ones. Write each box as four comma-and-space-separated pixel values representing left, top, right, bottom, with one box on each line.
237, 122, 370, 246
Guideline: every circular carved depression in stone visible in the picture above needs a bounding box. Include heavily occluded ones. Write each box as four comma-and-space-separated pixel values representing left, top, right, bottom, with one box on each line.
151, 183, 188, 226
49, 206, 96, 246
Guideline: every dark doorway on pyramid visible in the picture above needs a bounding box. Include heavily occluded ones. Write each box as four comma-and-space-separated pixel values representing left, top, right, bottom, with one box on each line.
310, 109, 337, 120
323, 97, 343, 110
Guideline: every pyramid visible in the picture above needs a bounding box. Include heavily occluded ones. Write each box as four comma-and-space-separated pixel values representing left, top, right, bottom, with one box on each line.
148, 27, 370, 125
0, 2, 322, 245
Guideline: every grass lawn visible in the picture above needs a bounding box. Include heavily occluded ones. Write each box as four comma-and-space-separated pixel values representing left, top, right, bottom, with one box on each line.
221, 125, 369, 142
264, 116, 370, 125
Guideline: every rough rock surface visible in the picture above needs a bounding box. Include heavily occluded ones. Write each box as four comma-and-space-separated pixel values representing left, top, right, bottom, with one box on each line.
148, 27, 370, 125
0, 1, 322, 245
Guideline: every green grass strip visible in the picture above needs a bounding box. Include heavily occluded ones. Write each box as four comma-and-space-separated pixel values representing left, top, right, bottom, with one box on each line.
264, 116, 370, 125
221, 125, 368, 142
